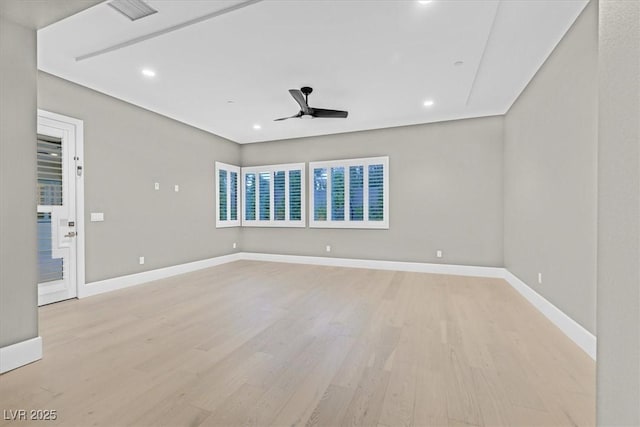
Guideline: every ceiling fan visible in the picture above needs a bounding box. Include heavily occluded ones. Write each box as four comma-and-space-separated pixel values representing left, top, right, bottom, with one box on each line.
274, 87, 348, 121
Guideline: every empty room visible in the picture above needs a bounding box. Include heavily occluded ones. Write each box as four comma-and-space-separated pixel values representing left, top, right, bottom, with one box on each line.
0, 0, 638, 426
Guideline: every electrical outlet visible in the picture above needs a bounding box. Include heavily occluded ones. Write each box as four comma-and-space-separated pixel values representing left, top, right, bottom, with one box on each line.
326, 245, 331, 253
538, 273, 543, 284
139, 256, 145, 265
154, 182, 160, 190
174, 185, 179, 192
436, 250, 443, 258
233, 242, 237, 249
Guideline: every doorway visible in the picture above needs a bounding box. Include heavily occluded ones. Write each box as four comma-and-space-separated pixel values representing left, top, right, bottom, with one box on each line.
37, 110, 84, 306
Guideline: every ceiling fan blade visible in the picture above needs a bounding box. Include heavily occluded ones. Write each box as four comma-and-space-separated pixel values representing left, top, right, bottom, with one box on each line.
289, 89, 310, 114
312, 108, 349, 118
274, 112, 301, 121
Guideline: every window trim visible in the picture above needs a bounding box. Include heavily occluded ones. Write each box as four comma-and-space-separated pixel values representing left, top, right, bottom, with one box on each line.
241, 162, 306, 228
215, 161, 241, 228
309, 156, 389, 229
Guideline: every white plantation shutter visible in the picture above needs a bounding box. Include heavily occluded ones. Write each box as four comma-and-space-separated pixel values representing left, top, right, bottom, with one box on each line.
242, 163, 306, 227
245, 173, 256, 220
216, 159, 383, 229
289, 170, 302, 221
215, 162, 240, 228
258, 172, 271, 221
349, 165, 364, 221
368, 164, 384, 221
230, 171, 238, 221
309, 157, 388, 229
313, 168, 327, 221
219, 170, 227, 221
331, 167, 345, 221
274, 171, 286, 221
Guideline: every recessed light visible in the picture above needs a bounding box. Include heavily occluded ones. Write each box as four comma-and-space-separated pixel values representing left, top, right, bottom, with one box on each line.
253, 124, 261, 130
141, 68, 156, 78
423, 100, 435, 107
418, 0, 433, 4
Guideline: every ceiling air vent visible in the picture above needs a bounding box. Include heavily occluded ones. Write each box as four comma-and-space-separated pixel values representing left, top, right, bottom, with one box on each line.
108, 0, 157, 21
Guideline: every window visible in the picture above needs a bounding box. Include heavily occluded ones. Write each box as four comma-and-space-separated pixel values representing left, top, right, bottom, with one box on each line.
309, 156, 389, 229
37, 135, 63, 206
242, 163, 306, 227
37, 135, 64, 283
215, 162, 240, 227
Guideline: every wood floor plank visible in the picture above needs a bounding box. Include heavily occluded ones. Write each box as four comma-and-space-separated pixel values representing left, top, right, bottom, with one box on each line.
0, 260, 595, 426
269, 335, 354, 427
413, 369, 449, 427
305, 384, 354, 427
200, 384, 264, 427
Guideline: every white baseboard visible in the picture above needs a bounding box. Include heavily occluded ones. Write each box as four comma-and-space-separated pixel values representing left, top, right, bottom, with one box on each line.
0, 336, 43, 374
78, 251, 595, 360
239, 252, 505, 278
80, 253, 243, 298
503, 270, 596, 360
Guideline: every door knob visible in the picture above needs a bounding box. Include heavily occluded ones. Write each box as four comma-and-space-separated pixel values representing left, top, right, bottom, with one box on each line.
64, 231, 77, 238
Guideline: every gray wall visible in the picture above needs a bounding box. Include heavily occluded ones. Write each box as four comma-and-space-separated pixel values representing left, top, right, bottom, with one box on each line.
597, 0, 640, 423
0, 17, 38, 348
503, 2, 597, 334
240, 117, 504, 267
38, 72, 241, 283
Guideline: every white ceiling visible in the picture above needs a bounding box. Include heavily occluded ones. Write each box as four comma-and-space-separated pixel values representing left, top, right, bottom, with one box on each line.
38, 0, 589, 144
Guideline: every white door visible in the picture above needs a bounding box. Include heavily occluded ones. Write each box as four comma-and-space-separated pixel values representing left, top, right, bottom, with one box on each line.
37, 112, 83, 305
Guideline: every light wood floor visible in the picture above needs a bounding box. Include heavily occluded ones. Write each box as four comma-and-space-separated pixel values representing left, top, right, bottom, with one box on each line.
0, 261, 594, 426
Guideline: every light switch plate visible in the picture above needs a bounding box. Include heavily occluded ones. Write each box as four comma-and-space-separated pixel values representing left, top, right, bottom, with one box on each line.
174, 185, 179, 192
90, 212, 104, 222
154, 182, 160, 190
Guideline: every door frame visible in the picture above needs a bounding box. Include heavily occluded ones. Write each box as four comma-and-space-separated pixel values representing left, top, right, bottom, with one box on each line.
37, 109, 85, 304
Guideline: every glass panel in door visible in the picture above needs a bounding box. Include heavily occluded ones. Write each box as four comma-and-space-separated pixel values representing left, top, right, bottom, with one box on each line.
36, 120, 77, 305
